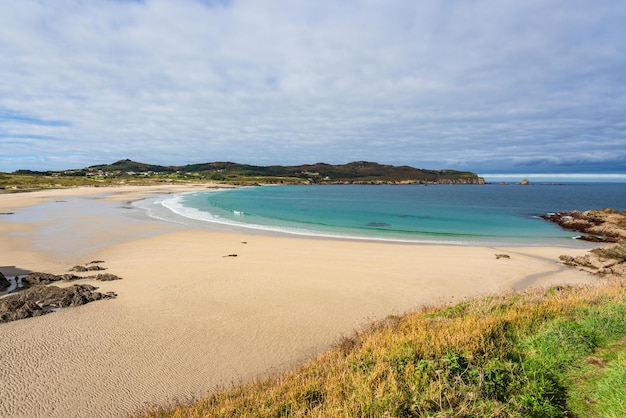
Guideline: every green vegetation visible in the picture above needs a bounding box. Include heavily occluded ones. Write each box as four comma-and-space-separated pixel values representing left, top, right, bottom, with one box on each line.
568, 340, 626, 417
1, 159, 484, 192
0, 171, 201, 193
144, 280, 626, 417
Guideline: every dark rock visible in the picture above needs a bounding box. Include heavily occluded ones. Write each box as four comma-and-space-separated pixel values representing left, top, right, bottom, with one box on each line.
0, 272, 10, 289
495, 254, 510, 259
577, 235, 608, 243
0, 298, 43, 322
60, 274, 83, 281
87, 265, 106, 271
88, 260, 105, 264
0, 284, 116, 323
89, 273, 122, 281
22, 272, 61, 286
69, 265, 88, 272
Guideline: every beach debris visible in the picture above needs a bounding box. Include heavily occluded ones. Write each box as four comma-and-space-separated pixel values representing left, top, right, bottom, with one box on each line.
241, 241, 247, 244
0, 284, 117, 324
495, 254, 510, 259
0, 212, 15, 215
88, 260, 105, 264
223, 254, 238, 258
70, 265, 88, 272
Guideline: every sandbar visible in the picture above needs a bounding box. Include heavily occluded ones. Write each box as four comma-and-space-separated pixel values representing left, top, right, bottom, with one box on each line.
0, 186, 596, 417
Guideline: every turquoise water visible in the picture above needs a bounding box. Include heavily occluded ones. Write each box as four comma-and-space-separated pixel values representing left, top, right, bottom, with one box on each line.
152, 183, 626, 246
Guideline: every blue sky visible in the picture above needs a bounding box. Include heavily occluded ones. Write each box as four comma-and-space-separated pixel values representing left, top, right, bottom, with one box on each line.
1, 0, 625, 177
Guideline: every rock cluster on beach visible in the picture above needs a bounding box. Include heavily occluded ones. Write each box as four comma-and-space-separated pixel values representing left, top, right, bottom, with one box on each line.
0, 284, 117, 323
21, 271, 122, 285
541, 209, 626, 242
0, 262, 123, 324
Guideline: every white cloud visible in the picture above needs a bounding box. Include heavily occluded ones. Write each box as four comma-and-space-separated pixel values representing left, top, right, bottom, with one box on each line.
1, 0, 625, 172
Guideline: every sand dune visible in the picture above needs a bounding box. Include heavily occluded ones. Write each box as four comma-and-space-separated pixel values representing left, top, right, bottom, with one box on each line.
0, 186, 595, 417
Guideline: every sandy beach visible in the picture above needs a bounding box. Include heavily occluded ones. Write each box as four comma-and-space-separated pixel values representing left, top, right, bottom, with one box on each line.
0, 186, 596, 418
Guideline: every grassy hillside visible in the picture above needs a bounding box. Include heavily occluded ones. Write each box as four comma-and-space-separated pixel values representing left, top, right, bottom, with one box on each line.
0, 171, 199, 193
144, 274, 626, 417
1, 160, 484, 192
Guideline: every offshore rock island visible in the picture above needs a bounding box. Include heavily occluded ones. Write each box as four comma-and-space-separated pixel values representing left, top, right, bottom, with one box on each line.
1, 159, 484, 192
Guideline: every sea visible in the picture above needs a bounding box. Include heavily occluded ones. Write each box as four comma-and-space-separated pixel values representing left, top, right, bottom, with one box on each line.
137, 183, 626, 247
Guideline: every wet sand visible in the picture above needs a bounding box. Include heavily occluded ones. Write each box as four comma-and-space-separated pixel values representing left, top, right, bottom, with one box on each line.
0, 186, 596, 417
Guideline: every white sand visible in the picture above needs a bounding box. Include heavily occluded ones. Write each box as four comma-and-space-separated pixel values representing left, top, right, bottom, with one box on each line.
0, 186, 596, 417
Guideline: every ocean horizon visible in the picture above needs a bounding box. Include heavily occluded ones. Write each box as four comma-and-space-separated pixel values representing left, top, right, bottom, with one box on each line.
479, 173, 626, 183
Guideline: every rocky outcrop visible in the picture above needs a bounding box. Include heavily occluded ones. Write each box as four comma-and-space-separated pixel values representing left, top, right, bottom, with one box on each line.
22, 272, 61, 286
0, 272, 10, 289
1, 260, 123, 323
20, 271, 121, 286
554, 209, 626, 280
559, 241, 626, 279
92, 273, 123, 281
0, 284, 117, 323
541, 209, 626, 242
70, 264, 106, 272
87, 265, 106, 271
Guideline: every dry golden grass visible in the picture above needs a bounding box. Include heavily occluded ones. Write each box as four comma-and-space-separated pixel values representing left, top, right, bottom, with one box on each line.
143, 280, 626, 418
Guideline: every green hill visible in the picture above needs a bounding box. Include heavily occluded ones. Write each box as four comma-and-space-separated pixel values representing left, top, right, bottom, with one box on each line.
1, 160, 484, 192
84, 159, 484, 184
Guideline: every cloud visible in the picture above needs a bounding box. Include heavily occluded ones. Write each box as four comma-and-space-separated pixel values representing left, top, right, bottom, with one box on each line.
1, 0, 625, 173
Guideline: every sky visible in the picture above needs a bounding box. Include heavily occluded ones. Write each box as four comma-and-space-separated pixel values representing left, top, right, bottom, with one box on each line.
1, 0, 625, 177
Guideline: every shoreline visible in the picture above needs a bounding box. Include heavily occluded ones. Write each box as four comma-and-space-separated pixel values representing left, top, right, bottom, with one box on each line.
140, 187, 597, 249
0, 186, 598, 417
